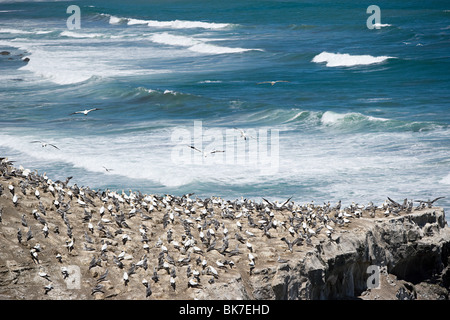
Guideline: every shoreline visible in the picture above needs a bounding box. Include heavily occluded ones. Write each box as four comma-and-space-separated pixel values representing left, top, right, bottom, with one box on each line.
0, 158, 449, 300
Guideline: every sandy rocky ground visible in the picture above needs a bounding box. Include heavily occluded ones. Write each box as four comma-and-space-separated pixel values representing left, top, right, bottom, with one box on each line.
0, 158, 448, 300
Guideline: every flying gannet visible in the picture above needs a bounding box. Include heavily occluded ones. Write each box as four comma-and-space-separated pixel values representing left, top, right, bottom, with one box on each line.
70, 107, 101, 115
257, 80, 290, 86
187, 145, 225, 158
233, 127, 256, 140
31, 140, 60, 150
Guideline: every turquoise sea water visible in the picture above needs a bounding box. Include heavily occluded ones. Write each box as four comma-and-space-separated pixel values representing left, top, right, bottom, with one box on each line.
0, 0, 449, 221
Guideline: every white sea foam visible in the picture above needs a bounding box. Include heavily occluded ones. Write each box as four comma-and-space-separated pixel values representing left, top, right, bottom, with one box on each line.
0, 28, 52, 35
106, 14, 231, 29
60, 31, 104, 38
440, 174, 450, 185
0, 28, 33, 34
149, 32, 260, 55
312, 51, 395, 67
150, 32, 201, 47
189, 43, 255, 54
199, 80, 223, 83
13, 42, 169, 85
373, 23, 391, 28
320, 111, 388, 125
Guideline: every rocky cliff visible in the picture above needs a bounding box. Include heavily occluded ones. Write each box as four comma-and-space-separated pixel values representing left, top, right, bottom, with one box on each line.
0, 160, 448, 300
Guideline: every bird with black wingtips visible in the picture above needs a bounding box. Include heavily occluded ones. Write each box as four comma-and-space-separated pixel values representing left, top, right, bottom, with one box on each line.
257, 80, 290, 86
280, 236, 303, 253
123, 271, 129, 286
44, 283, 53, 295
91, 284, 104, 295
142, 279, 152, 297
233, 127, 256, 141
30, 140, 60, 150
42, 224, 49, 238
170, 276, 176, 290
61, 266, 69, 280
187, 145, 225, 158
30, 248, 39, 264
414, 196, 445, 209
151, 267, 159, 283
38, 268, 51, 282
97, 269, 109, 283
113, 255, 124, 269
16, 228, 23, 244
8, 183, 14, 195
26, 228, 33, 241
70, 107, 101, 116
89, 256, 101, 270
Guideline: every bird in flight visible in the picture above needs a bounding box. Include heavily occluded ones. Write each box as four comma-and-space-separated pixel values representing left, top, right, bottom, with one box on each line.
234, 127, 256, 141
31, 140, 59, 150
187, 145, 225, 157
257, 80, 290, 86
102, 166, 113, 173
70, 108, 101, 115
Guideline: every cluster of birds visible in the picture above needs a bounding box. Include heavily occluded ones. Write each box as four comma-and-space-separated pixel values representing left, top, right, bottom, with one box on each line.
0, 157, 445, 298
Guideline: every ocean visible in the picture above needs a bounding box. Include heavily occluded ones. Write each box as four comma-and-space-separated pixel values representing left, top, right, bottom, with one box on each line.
0, 0, 449, 222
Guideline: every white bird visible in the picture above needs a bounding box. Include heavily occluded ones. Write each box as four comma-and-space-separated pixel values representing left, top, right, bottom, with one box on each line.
66, 239, 74, 252
42, 224, 48, 237
245, 230, 255, 237
257, 80, 290, 86
188, 278, 199, 288
123, 272, 129, 285
208, 266, 219, 278
170, 276, 176, 289
233, 127, 255, 141
38, 270, 51, 281
193, 246, 203, 254
61, 267, 69, 279
30, 140, 60, 150
12, 194, 18, 206
288, 226, 295, 236
70, 107, 101, 115
187, 145, 225, 158
216, 260, 226, 268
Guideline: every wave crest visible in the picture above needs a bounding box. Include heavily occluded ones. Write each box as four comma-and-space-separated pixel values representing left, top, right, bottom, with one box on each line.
103, 13, 232, 30
312, 51, 395, 67
149, 32, 261, 55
